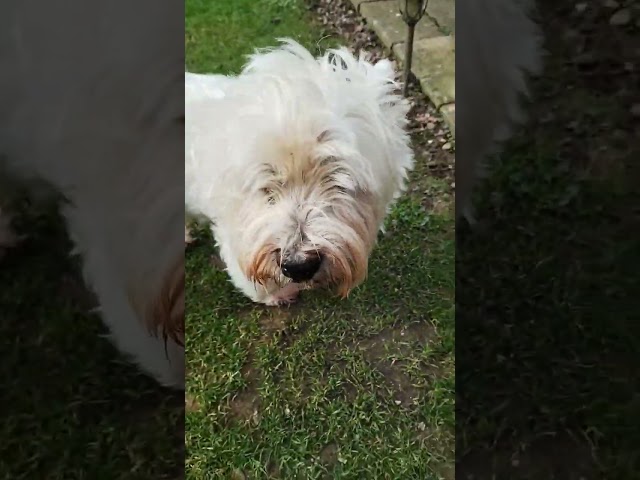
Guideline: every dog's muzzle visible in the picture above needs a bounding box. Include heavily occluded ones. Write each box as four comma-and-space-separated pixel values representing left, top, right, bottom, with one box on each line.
281, 251, 323, 282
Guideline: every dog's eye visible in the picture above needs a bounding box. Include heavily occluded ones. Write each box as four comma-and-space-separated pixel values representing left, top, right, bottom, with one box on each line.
261, 187, 276, 204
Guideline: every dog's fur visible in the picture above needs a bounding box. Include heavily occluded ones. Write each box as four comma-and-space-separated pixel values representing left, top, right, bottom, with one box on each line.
186, 40, 414, 305
0, 1, 184, 388
456, 0, 543, 222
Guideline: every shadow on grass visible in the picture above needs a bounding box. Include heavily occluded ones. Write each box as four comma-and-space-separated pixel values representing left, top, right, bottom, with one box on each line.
456, 1, 639, 477
0, 209, 183, 479
456, 173, 639, 478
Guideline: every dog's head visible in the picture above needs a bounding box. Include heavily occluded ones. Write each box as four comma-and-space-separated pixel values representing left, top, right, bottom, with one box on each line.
221, 40, 414, 297
240, 131, 381, 297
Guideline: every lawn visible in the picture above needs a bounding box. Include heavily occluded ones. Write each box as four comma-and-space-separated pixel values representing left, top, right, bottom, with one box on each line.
185, 0, 455, 479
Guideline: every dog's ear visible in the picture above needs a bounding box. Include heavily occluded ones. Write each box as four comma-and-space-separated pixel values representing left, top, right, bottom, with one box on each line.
148, 255, 185, 347
329, 188, 379, 299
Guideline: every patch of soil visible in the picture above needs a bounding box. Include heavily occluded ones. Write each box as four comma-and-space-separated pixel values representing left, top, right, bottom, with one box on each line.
257, 309, 289, 335
227, 352, 262, 425
457, 431, 598, 480
332, 321, 436, 405
374, 362, 420, 406
185, 394, 202, 413
266, 460, 281, 479
229, 469, 247, 480
360, 321, 434, 354
339, 377, 359, 402
319, 442, 339, 468
256, 304, 318, 349
360, 322, 435, 405
228, 385, 261, 426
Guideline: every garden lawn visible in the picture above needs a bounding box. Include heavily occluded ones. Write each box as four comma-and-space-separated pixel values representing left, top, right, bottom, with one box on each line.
185, 1, 455, 479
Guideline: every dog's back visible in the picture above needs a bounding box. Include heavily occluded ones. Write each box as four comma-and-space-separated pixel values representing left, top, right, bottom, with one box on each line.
186, 72, 234, 103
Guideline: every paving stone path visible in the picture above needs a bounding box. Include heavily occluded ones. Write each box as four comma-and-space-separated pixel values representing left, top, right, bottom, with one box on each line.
350, 0, 455, 134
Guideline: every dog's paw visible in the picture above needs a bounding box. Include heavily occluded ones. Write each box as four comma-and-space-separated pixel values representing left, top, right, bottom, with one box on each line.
264, 283, 301, 306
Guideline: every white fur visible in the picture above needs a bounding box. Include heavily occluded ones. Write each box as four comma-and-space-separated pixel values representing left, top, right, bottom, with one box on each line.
186, 39, 414, 304
456, 0, 544, 222
0, 1, 184, 389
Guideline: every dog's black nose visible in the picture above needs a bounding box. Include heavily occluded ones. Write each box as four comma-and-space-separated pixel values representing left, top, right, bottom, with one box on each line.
281, 254, 322, 282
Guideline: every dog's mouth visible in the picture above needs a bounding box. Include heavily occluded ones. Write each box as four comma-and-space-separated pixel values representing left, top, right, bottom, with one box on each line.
247, 241, 368, 298
247, 247, 322, 288
276, 250, 353, 297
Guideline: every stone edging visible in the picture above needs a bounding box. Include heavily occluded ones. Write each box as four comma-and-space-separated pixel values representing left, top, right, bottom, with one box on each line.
349, 0, 455, 135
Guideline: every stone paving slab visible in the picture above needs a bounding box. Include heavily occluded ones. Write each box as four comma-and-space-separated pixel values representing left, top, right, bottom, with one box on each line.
350, 0, 375, 8
393, 35, 455, 109
426, 0, 456, 34
360, 1, 442, 48
440, 103, 455, 136
351, 0, 456, 134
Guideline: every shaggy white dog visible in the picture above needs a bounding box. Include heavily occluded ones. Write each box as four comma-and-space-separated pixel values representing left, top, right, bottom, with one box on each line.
0, 1, 184, 389
186, 40, 414, 305
456, 0, 544, 223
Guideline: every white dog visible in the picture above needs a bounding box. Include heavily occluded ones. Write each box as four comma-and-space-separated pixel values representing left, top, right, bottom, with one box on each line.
186, 40, 414, 306
456, 0, 543, 223
0, 1, 184, 389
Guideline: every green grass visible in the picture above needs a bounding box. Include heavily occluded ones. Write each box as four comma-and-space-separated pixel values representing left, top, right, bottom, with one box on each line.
186, 0, 336, 74
185, 0, 455, 478
0, 204, 183, 479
